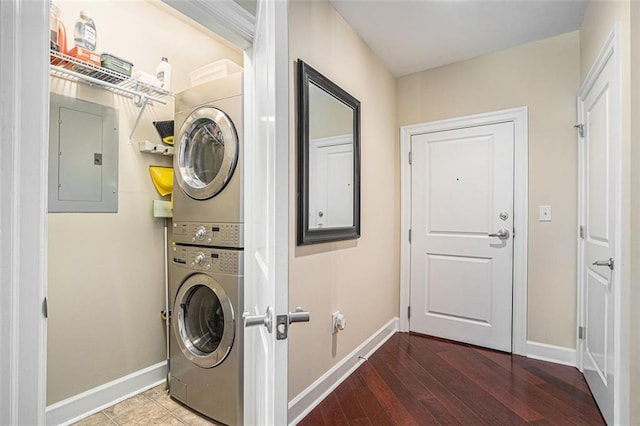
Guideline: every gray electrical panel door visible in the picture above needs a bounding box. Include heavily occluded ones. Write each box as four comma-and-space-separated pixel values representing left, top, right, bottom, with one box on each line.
49, 93, 118, 213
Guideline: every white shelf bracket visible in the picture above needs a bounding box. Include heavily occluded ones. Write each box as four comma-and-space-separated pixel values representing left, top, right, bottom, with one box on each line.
129, 97, 150, 144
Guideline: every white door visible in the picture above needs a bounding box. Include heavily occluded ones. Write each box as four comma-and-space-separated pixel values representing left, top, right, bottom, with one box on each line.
309, 136, 353, 228
409, 122, 514, 352
242, 0, 290, 424
577, 35, 619, 425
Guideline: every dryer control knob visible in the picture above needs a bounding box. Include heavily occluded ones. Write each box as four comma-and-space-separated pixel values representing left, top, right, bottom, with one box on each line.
195, 252, 206, 265
195, 226, 207, 240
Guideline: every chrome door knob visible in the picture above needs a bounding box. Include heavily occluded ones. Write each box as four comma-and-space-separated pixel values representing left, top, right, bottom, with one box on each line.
243, 306, 273, 333
288, 306, 310, 324
488, 228, 510, 240
592, 257, 614, 270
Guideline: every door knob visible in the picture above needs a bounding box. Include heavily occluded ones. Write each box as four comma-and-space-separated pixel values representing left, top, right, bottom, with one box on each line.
243, 306, 273, 333
276, 306, 310, 340
592, 257, 614, 270
488, 228, 510, 240
288, 306, 310, 324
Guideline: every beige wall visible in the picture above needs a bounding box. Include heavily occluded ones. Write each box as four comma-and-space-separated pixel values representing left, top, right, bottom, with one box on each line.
397, 31, 581, 348
579, 1, 633, 422
288, 0, 399, 400
47, 0, 242, 405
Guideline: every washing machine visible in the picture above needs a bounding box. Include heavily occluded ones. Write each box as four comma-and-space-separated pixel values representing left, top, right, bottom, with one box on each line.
169, 244, 243, 425
173, 73, 244, 248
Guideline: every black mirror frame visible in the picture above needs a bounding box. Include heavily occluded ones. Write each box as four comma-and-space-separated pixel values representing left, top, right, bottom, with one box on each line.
296, 59, 361, 246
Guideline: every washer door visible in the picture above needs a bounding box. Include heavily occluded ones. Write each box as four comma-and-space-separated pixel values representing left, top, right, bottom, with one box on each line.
175, 106, 238, 200
173, 273, 235, 368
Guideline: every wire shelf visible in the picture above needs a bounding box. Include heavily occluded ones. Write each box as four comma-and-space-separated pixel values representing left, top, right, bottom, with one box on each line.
49, 50, 173, 104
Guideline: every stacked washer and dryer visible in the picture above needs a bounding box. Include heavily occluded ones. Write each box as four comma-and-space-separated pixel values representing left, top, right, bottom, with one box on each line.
169, 73, 244, 425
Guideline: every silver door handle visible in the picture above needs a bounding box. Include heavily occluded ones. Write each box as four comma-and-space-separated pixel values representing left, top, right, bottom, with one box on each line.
243, 306, 273, 333
288, 306, 310, 324
592, 258, 614, 270
488, 228, 510, 240
275, 307, 310, 340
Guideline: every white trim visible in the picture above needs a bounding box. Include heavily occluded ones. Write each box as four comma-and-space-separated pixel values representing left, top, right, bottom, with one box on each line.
311, 134, 352, 148
576, 90, 585, 372
162, 0, 255, 49
576, 23, 627, 424
0, 1, 49, 424
526, 341, 576, 367
287, 318, 399, 426
399, 107, 529, 356
45, 361, 167, 426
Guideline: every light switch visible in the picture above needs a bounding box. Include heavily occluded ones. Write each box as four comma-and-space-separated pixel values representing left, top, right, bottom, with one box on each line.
539, 205, 552, 222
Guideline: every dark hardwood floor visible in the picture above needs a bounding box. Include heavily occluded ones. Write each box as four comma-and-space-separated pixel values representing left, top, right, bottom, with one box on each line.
299, 333, 605, 425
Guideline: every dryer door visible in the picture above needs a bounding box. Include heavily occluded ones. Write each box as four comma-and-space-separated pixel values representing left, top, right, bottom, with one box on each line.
175, 106, 239, 200
173, 273, 235, 368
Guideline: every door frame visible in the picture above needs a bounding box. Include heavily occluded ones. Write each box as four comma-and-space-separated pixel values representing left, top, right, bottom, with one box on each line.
1, 0, 290, 423
576, 23, 628, 424
399, 107, 529, 355
0, 1, 50, 424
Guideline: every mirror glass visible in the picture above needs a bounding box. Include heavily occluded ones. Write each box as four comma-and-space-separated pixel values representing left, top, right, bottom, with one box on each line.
297, 60, 361, 245
308, 82, 354, 229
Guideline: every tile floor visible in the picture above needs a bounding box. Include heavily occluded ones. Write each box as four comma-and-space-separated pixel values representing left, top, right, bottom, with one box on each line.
73, 384, 220, 426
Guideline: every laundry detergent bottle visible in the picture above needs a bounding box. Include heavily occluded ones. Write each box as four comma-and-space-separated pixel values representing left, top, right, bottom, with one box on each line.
74, 10, 96, 51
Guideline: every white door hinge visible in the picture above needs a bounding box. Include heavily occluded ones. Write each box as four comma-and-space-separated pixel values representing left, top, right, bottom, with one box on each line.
408, 151, 412, 165
408, 306, 411, 319
574, 123, 584, 138
409, 229, 412, 243
578, 326, 585, 339
579, 225, 585, 239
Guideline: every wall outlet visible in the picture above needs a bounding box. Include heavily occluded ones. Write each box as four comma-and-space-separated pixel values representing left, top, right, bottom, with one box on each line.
539, 205, 552, 222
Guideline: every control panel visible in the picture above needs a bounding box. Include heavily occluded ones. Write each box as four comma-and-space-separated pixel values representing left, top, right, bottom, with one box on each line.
172, 245, 244, 275
173, 221, 244, 248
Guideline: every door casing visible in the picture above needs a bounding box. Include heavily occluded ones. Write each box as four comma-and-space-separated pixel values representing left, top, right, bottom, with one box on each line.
399, 107, 528, 355
0, 1, 49, 424
576, 22, 628, 425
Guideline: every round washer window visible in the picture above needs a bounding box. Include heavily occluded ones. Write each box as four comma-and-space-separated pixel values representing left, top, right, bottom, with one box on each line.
174, 274, 235, 368
176, 107, 238, 200
183, 285, 225, 354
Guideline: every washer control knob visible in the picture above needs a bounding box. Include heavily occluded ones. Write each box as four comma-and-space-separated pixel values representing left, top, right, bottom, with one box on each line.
194, 252, 206, 265
195, 226, 207, 240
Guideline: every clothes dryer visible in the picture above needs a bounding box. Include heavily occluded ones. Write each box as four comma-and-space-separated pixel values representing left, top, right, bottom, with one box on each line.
173, 73, 244, 248
169, 244, 243, 425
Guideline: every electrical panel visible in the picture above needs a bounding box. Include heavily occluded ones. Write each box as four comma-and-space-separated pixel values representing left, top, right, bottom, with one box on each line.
49, 93, 119, 213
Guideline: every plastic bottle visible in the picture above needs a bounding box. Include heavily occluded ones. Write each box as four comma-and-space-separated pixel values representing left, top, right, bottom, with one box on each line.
156, 57, 172, 91
57, 19, 67, 54
49, 2, 60, 51
74, 10, 97, 51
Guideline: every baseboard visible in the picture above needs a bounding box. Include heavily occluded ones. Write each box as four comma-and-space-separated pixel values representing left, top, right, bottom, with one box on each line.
46, 361, 167, 426
526, 341, 576, 367
287, 317, 399, 425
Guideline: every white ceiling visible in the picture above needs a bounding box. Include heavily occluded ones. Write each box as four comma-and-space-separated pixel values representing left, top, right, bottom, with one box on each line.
330, 0, 588, 77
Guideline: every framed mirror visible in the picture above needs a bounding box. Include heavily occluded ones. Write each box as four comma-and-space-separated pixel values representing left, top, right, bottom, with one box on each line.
297, 59, 361, 245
